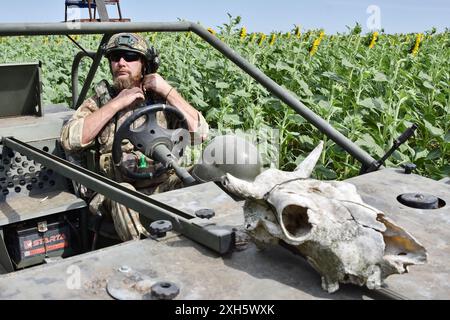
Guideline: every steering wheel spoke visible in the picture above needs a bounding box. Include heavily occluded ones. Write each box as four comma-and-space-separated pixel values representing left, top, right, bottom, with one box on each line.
112, 104, 190, 181
142, 111, 157, 131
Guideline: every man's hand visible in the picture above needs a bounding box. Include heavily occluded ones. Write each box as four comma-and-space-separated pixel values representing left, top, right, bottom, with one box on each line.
142, 73, 172, 98
111, 87, 145, 111
142, 73, 206, 141
80, 87, 144, 145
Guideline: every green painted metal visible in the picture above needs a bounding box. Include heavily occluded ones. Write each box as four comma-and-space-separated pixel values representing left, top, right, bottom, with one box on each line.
0, 62, 42, 118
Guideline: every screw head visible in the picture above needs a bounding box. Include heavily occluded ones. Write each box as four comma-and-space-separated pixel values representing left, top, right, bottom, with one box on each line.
118, 265, 131, 273
149, 220, 173, 238
37, 221, 48, 233
151, 281, 180, 300
402, 163, 417, 174
195, 208, 215, 219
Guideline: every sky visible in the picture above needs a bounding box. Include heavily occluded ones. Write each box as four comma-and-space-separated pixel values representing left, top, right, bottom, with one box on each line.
0, 0, 448, 34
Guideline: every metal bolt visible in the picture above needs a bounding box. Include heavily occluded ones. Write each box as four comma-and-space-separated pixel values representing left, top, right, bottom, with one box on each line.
37, 221, 48, 233
151, 281, 180, 300
118, 265, 131, 273
195, 208, 215, 219
149, 220, 173, 238
402, 163, 416, 174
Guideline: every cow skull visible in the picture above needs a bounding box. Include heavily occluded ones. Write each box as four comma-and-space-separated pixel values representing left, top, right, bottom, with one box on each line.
223, 141, 427, 293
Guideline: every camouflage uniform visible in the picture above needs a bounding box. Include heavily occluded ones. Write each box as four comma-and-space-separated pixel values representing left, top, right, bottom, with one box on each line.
60, 80, 209, 241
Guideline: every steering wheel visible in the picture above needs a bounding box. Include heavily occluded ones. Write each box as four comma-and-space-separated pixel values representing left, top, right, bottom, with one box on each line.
112, 103, 195, 185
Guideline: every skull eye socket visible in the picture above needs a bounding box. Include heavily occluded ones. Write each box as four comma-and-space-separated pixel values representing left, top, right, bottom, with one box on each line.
281, 205, 312, 238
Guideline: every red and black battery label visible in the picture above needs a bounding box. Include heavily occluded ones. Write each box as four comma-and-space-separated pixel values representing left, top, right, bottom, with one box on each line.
21, 233, 69, 258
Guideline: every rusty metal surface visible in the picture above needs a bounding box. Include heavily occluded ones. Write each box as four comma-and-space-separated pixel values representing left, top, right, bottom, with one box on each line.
106, 267, 156, 300
0, 104, 73, 142
0, 234, 373, 300
0, 181, 367, 300
149, 182, 245, 228
346, 168, 450, 299
0, 169, 447, 299
0, 190, 86, 226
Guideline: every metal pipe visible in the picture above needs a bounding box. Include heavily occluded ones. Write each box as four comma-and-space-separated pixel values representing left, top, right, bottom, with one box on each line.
66, 35, 93, 57
71, 50, 96, 108
95, 0, 109, 22
153, 144, 196, 186
75, 34, 111, 108
0, 22, 191, 36
2, 137, 234, 254
189, 24, 376, 167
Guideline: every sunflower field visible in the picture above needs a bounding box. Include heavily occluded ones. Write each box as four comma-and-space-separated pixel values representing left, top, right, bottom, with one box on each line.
0, 18, 448, 181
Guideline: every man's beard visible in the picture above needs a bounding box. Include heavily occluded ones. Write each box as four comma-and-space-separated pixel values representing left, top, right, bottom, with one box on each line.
112, 72, 142, 92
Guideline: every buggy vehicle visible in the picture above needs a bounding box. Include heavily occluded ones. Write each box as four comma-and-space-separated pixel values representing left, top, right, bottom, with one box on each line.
0, 20, 448, 300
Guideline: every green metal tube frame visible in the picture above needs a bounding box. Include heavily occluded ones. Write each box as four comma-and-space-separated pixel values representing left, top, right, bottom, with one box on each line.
2, 137, 234, 254
71, 50, 95, 108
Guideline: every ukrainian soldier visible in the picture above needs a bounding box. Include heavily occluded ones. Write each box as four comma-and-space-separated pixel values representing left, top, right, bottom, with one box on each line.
60, 33, 208, 241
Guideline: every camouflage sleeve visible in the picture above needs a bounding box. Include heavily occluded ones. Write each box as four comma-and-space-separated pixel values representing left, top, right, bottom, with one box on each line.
60, 97, 100, 152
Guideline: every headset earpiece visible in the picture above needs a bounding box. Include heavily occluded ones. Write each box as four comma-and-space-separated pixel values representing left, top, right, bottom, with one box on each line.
145, 46, 160, 74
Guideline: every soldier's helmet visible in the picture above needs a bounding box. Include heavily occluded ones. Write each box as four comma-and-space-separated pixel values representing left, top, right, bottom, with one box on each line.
105, 33, 150, 62
105, 33, 160, 74
191, 135, 263, 183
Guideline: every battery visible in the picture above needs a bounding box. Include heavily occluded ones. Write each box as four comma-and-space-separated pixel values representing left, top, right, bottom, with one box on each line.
6, 219, 73, 269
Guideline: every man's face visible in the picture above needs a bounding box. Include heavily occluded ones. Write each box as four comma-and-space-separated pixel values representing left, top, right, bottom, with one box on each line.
109, 51, 144, 91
